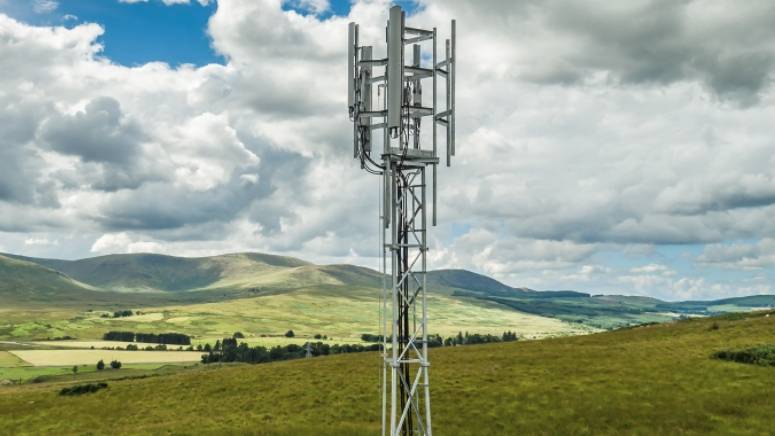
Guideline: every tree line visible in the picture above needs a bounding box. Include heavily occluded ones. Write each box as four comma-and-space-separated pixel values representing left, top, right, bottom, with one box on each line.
103, 331, 191, 345
362, 331, 519, 346
200, 338, 382, 364
201, 331, 519, 365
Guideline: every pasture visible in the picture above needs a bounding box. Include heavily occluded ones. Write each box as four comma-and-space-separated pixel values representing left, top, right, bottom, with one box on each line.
9, 350, 202, 366
30, 340, 190, 350
1, 311, 773, 434
1, 289, 592, 344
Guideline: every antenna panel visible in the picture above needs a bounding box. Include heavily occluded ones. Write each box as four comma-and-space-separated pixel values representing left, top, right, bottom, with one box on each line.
387, 6, 404, 133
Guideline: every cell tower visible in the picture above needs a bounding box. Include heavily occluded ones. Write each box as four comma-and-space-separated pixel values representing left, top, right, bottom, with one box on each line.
348, 5, 455, 436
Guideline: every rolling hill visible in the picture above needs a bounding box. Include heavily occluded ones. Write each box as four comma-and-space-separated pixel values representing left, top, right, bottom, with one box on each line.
3, 252, 312, 293
1, 310, 773, 434
1, 251, 774, 340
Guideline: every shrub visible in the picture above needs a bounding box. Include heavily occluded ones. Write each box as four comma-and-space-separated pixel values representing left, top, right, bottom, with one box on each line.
285, 330, 295, 338
110, 360, 122, 369
233, 332, 245, 339
709, 322, 720, 331
96, 360, 105, 371
60, 383, 108, 396
361, 333, 384, 343
112, 310, 133, 318
713, 345, 775, 366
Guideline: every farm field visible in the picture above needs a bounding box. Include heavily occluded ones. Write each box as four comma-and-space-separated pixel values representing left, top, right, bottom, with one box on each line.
4, 251, 774, 346
9, 350, 203, 366
2, 289, 592, 344
0, 362, 194, 384
1, 311, 773, 434
29, 340, 191, 350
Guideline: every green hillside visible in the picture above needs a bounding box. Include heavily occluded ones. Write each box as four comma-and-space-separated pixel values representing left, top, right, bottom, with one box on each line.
1, 253, 591, 341
2, 251, 774, 340
4, 252, 311, 293
0, 255, 96, 302
1, 311, 773, 434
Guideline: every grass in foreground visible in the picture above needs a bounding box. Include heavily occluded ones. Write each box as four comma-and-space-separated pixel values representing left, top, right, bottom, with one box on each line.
1, 312, 774, 435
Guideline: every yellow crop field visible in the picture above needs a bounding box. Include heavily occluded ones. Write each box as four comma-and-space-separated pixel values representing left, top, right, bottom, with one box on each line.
30, 340, 188, 350
9, 350, 202, 366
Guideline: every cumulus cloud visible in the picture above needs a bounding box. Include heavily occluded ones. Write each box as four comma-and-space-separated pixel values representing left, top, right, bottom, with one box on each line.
1, 1, 775, 300
40, 97, 144, 164
425, 0, 775, 105
698, 238, 775, 270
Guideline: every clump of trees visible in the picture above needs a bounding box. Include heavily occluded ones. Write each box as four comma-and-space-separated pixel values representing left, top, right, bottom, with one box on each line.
200, 331, 519, 366
360, 331, 519, 347
60, 382, 108, 396
96, 360, 105, 371
361, 334, 385, 343
103, 331, 135, 342
136, 333, 191, 345
102, 331, 191, 345
233, 332, 245, 339
443, 331, 519, 346
201, 339, 381, 364
110, 360, 122, 369
113, 310, 134, 318
284, 330, 295, 338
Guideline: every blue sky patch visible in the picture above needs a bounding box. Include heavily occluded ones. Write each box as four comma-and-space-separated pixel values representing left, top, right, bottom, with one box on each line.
1, 0, 222, 67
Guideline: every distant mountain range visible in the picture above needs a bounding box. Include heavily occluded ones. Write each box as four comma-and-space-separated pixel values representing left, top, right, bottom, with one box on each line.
2, 251, 774, 329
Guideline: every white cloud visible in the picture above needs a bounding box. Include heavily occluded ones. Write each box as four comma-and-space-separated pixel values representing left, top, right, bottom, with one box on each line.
24, 237, 58, 247
32, 0, 57, 14
119, 0, 212, 5
1, 1, 775, 300
285, 0, 330, 15
698, 238, 775, 270
91, 232, 164, 254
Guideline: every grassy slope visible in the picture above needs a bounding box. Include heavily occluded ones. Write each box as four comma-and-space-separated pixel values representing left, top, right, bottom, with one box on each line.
0, 255, 98, 304
5, 251, 774, 342
1, 312, 773, 435
2, 287, 588, 342
1, 254, 591, 341
3, 252, 311, 293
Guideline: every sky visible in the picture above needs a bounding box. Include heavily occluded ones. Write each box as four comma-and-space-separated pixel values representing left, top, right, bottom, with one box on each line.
1, 0, 774, 300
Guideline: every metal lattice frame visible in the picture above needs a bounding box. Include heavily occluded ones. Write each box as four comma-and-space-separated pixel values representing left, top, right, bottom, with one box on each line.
349, 6, 455, 435
387, 162, 430, 436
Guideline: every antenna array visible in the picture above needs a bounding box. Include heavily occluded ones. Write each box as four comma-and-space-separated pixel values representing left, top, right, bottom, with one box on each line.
348, 6, 456, 435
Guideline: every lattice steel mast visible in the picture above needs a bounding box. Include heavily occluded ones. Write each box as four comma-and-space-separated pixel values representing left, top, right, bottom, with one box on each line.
348, 6, 456, 435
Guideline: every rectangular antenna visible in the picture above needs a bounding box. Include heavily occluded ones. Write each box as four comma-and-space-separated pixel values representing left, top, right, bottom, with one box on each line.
432, 27, 437, 226
348, 22, 356, 111
451, 19, 456, 156
445, 38, 451, 167
387, 6, 404, 136
361, 46, 372, 153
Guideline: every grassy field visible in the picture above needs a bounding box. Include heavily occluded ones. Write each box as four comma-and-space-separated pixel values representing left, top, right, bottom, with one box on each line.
0, 351, 25, 366
29, 340, 187, 349
0, 311, 773, 434
1, 287, 591, 343
0, 363, 195, 384
9, 350, 203, 366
